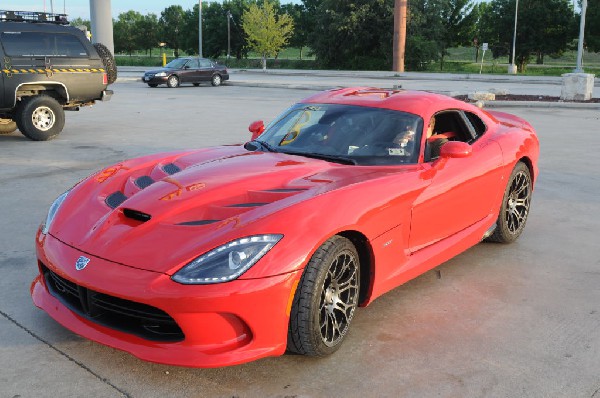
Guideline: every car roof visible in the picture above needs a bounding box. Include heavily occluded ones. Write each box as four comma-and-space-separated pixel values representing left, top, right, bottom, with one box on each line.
301, 87, 476, 118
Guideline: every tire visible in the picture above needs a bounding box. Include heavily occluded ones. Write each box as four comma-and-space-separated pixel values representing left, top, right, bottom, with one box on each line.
211, 74, 222, 87
147, 83, 158, 88
0, 118, 17, 134
486, 162, 532, 243
288, 236, 360, 356
167, 75, 179, 88
193, 83, 200, 87
93, 42, 117, 85
16, 95, 65, 141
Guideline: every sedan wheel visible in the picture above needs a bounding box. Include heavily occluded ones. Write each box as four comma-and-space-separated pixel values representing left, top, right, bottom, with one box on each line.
167, 75, 179, 88
487, 162, 532, 243
211, 74, 222, 87
288, 236, 360, 356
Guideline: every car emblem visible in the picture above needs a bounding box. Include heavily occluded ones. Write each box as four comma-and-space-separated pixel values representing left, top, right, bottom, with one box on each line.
75, 256, 90, 271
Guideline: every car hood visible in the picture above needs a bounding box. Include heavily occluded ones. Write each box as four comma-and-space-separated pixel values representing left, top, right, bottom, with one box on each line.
145, 67, 177, 74
49, 145, 392, 274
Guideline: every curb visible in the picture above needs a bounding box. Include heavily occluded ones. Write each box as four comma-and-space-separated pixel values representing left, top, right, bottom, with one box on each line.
114, 76, 600, 109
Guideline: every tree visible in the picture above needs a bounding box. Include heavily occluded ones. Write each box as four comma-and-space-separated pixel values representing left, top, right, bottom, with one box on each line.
280, 3, 309, 59
309, 0, 394, 70
438, 0, 478, 69
584, 0, 600, 52
159, 5, 185, 57
479, 0, 575, 71
242, 0, 294, 70
136, 13, 159, 56
113, 11, 143, 56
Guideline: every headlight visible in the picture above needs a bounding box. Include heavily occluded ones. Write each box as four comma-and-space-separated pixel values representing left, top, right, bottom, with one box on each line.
155, 72, 167, 77
41, 191, 70, 235
172, 234, 283, 284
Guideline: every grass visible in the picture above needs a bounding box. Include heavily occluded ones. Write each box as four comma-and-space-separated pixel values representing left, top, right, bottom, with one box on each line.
115, 46, 600, 76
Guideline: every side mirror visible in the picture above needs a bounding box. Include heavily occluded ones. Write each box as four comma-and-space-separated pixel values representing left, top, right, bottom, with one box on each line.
439, 141, 472, 159
248, 120, 265, 140
184, 65, 190, 69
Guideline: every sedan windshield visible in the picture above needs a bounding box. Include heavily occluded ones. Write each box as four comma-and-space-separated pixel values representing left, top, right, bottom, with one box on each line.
253, 104, 424, 165
165, 58, 188, 69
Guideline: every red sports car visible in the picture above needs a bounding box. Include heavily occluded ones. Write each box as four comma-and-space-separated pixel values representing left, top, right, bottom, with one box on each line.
31, 88, 539, 367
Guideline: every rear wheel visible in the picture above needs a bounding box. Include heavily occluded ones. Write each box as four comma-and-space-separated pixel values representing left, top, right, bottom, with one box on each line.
167, 75, 179, 88
0, 118, 17, 134
16, 95, 65, 141
93, 43, 117, 84
288, 236, 360, 356
211, 74, 222, 87
487, 162, 532, 243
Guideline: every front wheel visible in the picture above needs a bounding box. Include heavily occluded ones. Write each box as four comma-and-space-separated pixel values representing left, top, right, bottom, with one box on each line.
288, 236, 360, 356
0, 118, 17, 134
16, 96, 65, 141
486, 162, 532, 243
167, 75, 179, 88
211, 74, 222, 87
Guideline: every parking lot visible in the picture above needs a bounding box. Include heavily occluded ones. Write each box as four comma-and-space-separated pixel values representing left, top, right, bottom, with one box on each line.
1, 82, 599, 398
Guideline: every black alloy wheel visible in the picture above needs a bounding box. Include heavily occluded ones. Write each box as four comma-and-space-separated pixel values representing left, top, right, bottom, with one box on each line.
288, 236, 360, 356
487, 161, 532, 243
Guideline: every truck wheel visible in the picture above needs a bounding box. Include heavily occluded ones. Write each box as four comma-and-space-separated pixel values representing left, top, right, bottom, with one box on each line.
0, 118, 17, 134
93, 43, 117, 84
16, 96, 65, 141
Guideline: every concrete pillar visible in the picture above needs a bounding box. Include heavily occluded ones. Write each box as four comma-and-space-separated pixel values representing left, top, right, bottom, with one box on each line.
89, 0, 114, 54
561, 73, 595, 101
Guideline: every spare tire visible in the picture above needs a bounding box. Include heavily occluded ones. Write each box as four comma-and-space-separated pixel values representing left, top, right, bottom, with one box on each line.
93, 42, 117, 85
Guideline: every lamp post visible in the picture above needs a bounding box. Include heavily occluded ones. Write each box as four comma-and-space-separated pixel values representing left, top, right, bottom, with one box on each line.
508, 0, 519, 74
574, 0, 588, 72
198, 0, 203, 58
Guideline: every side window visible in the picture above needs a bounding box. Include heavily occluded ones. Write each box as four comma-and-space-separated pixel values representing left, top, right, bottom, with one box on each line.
199, 59, 212, 68
186, 59, 200, 69
464, 112, 487, 137
431, 111, 472, 143
1, 32, 88, 57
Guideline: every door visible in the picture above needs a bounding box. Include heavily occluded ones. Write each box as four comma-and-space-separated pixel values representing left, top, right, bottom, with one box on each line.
180, 58, 199, 83
408, 110, 504, 252
198, 58, 214, 81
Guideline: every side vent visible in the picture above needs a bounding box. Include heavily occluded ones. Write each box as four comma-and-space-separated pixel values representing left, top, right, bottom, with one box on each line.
123, 208, 152, 223
227, 203, 268, 208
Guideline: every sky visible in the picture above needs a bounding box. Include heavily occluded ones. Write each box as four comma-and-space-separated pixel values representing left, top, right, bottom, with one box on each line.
1, 0, 303, 20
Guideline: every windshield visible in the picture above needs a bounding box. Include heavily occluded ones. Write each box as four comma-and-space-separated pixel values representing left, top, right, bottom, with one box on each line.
165, 58, 188, 69
253, 104, 424, 165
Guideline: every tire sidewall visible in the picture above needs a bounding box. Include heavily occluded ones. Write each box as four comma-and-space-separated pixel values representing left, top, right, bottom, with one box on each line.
17, 96, 65, 141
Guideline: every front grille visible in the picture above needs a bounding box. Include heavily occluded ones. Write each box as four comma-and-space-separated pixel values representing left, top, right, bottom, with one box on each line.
42, 264, 184, 342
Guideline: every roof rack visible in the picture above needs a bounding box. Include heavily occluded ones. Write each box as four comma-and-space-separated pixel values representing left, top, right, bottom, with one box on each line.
0, 10, 69, 25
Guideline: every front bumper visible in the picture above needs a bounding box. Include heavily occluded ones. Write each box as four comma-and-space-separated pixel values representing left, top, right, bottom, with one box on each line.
142, 75, 168, 85
31, 233, 300, 367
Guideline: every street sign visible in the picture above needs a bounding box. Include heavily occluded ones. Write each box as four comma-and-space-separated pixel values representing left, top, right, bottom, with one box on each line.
482, 42, 489, 51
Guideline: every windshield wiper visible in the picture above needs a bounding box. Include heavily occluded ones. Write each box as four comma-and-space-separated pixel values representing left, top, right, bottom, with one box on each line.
279, 150, 357, 165
244, 140, 276, 153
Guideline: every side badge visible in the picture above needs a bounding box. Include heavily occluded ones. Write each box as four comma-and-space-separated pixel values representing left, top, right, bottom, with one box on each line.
75, 256, 90, 271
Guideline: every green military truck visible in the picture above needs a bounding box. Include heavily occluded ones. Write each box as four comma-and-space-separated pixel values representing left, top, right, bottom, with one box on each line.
0, 10, 116, 140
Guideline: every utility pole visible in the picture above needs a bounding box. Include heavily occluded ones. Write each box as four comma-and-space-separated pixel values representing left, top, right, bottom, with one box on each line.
508, 0, 519, 74
198, 0, 203, 58
227, 10, 231, 59
574, 0, 588, 72
393, 0, 407, 72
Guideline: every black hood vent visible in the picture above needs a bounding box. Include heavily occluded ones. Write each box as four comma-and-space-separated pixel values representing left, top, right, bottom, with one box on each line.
123, 208, 152, 223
